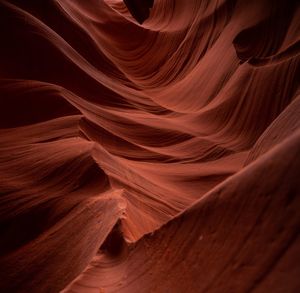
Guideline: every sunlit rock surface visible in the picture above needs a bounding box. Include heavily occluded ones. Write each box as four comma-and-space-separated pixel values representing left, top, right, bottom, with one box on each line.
0, 0, 299, 292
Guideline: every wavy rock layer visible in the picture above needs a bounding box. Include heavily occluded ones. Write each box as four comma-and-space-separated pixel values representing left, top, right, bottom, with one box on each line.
0, 0, 299, 292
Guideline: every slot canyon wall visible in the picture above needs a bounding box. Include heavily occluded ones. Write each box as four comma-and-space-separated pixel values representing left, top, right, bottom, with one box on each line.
0, 0, 299, 292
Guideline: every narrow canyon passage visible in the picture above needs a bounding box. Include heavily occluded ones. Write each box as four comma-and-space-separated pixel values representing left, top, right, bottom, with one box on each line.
0, 0, 299, 292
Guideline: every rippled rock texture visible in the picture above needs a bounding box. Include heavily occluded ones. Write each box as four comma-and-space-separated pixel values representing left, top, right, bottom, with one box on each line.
0, 0, 299, 292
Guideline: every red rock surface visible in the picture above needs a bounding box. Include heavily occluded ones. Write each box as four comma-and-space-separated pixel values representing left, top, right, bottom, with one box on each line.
0, 0, 299, 292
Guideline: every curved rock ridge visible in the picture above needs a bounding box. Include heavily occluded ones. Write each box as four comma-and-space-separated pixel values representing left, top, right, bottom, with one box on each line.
0, 0, 299, 292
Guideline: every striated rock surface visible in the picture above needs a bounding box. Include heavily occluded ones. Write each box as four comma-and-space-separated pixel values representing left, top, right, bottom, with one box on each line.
0, 0, 299, 292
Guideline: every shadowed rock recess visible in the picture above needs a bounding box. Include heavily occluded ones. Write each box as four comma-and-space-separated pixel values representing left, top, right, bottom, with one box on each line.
0, 0, 299, 292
